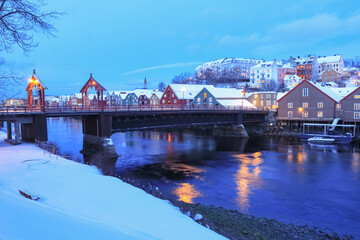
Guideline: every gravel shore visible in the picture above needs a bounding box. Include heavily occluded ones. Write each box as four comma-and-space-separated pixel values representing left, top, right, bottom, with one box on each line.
172, 201, 354, 240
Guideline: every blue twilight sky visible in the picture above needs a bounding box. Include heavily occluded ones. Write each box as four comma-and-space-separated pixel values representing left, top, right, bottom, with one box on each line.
2, 0, 360, 96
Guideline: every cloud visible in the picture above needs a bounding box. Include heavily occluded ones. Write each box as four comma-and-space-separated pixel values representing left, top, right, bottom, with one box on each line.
214, 13, 360, 56
122, 62, 203, 75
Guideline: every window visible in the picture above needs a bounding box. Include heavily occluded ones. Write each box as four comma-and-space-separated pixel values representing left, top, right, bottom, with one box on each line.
266, 94, 270, 99
156, 100, 159, 104
303, 102, 308, 108
288, 102, 293, 108
355, 95, 360, 99
209, 97, 212, 102
172, 94, 174, 97
164, 94, 166, 97
317, 102, 323, 108
203, 92, 207, 98
253, 100, 256, 105
302, 111, 308, 117
354, 103, 360, 110
197, 98, 201, 102
318, 111, 323, 118
266, 100, 271, 105
261, 95, 263, 99
260, 100, 263, 106
303, 88, 308, 97
355, 112, 360, 119
174, 99, 177, 103
162, 99, 165, 104
336, 103, 341, 110
288, 111, 293, 117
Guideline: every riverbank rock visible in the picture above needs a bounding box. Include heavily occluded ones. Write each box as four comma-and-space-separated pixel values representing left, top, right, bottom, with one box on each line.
193, 214, 203, 221
213, 124, 249, 137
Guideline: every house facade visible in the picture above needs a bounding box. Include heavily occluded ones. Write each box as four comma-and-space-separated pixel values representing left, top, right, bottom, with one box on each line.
191, 87, 255, 109
278, 63, 297, 83
317, 55, 344, 75
150, 93, 161, 105
246, 92, 277, 109
195, 58, 262, 80
138, 94, 151, 106
338, 87, 360, 122
124, 92, 138, 106
289, 56, 318, 82
278, 80, 336, 121
283, 74, 303, 90
319, 68, 342, 83
250, 60, 281, 89
160, 84, 214, 105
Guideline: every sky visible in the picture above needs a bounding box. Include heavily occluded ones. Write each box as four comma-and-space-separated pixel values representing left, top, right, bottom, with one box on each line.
2, 0, 360, 96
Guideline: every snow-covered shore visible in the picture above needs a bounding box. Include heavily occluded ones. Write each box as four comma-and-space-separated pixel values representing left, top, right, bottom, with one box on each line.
0, 131, 226, 240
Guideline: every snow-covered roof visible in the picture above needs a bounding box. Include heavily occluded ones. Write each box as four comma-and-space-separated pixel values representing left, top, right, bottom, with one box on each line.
217, 99, 256, 108
195, 58, 263, 70
317, 55, 342, 64
133, 89, 154, 98
319, 67, 340, 75
277, 92, 287, 100
252, 60, 277, 69
281, 63, 296, 69
283, 74, 302, 81
169, 84, 215, 100
206, 87, 244, 99
307, 81, 357, 102
294, 56, 317, 65
151, 92, 162, 99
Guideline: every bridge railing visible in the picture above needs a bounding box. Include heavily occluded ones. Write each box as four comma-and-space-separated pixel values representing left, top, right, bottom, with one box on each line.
0, 104, 270, 114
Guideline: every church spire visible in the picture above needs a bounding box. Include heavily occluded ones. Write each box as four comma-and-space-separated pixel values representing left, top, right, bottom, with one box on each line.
144, 77, 147, 89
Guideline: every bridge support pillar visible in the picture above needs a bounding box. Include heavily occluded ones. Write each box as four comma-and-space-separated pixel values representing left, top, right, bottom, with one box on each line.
237, 113, 243, 124
4, 121, 21, 145
0, 121, 4, 128
7, 121, 12, 140
82, 114, 111, 138
21, 115, 48, 142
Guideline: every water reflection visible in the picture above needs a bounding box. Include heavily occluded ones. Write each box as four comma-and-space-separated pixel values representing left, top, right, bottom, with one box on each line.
233, 152, 263, 211
172, 183, 203, 203
45, 119, 360, 238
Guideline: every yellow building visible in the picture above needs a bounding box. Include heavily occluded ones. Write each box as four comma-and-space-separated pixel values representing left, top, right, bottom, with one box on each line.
319, 67, 341, 83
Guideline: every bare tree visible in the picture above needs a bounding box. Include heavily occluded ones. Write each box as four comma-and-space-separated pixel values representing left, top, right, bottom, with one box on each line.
0, 0, 61, 100
0, 0, 61, 53
158, 82, 166, 91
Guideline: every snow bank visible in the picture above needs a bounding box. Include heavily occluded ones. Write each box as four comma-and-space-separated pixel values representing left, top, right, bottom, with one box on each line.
0, 131, 226, 240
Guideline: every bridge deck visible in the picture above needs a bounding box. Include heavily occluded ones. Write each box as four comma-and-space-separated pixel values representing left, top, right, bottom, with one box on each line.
0, 105, 268, 118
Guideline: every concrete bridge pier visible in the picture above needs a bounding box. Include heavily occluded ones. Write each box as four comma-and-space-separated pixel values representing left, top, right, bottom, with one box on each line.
21, 115, 48, 142
4, 120, 21, 145
82, 114, 111, 138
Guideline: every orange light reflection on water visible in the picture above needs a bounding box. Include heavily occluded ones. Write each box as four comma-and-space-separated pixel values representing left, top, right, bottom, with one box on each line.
233, 152, 263, 211
172, 183, 203, 203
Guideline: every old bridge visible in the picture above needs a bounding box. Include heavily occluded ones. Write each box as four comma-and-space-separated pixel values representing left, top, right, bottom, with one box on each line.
0, 106, 268, 144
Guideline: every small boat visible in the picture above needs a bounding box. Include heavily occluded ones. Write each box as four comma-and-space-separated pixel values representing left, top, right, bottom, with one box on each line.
307, 137, 335, 144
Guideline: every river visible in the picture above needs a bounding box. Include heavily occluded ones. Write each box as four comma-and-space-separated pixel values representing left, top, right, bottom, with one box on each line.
47, 117, 360, 238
